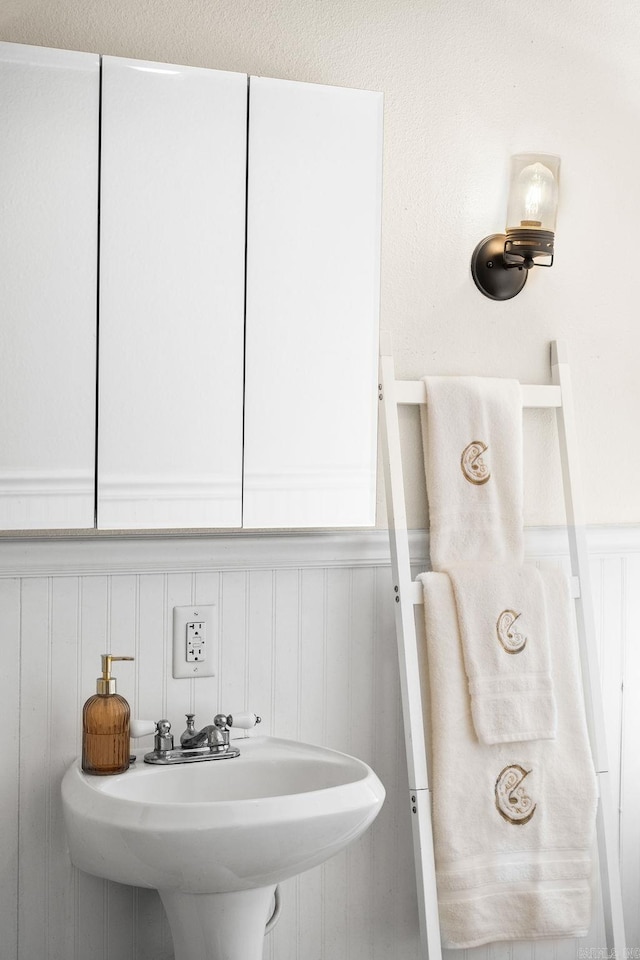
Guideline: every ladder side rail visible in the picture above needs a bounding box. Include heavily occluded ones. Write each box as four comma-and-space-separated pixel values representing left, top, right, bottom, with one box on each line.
379, 338, 442, 960
551, 340, 626, 953
378, 341, 429, 792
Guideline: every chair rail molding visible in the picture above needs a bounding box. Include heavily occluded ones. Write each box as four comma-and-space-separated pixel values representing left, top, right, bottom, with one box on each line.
0, 525, 637, 578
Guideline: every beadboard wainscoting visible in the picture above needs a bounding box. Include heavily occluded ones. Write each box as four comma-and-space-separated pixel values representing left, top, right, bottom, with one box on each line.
0, 527, 638, 960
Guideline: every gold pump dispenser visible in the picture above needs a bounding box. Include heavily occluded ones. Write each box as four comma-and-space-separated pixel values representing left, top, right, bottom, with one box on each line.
82, 655, 134, 775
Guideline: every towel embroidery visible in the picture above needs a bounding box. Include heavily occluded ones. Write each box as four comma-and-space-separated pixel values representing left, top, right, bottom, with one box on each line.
496, 609, 527, 654
460, 441, 491, 485
495, 764, 537, 825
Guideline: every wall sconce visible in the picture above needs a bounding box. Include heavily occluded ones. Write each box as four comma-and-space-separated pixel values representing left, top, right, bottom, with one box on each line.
471, 154, 560, 300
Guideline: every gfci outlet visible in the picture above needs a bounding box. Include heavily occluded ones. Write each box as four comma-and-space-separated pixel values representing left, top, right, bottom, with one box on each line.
172, 604, 216, 679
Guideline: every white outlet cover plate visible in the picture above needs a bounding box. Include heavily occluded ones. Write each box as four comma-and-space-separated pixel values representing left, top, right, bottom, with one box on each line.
172, 603, 216, 679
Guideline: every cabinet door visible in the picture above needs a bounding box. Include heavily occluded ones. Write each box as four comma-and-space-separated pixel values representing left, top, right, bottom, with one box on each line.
0, 42, 99, 529
97, 57, 247, 529
243, 77, 382, 528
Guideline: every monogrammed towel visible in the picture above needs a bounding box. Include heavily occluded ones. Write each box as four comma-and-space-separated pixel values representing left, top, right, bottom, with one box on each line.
421, 377, 523, 571
418, 567, 597, 948
446, 562, 557, 745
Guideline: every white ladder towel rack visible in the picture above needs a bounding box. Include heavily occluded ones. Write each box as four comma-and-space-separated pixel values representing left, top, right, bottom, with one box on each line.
378, 335, 626, 959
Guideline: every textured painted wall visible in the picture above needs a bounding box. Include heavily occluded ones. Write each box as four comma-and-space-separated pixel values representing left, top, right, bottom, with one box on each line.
1, 0, 638, 526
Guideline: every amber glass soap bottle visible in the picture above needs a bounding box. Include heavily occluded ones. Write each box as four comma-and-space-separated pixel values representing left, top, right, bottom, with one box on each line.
82, 654, 134, 775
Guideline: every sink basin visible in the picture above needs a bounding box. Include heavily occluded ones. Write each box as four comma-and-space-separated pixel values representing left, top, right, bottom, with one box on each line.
62, 735, 385, 960
62, 735, 385, 892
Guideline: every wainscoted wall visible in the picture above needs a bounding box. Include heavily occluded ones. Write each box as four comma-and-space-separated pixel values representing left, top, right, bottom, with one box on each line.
0, 527, 638, 960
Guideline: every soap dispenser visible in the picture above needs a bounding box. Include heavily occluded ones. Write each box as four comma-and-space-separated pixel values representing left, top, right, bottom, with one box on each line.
82, 654, 134, 775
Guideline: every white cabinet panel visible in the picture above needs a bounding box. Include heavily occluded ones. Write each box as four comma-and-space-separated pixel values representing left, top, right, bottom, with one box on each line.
243, 77, 382, 528
0, 42, 99, 529
98, 57, 247, 529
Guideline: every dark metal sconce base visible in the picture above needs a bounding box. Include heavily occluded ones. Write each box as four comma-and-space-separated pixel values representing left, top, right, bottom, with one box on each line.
471, 234, 528, 301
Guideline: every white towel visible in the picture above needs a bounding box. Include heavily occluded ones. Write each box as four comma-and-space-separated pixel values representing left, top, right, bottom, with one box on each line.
421, 376, 524, 571
419, 567, 597, 949
446, 562, 557, 745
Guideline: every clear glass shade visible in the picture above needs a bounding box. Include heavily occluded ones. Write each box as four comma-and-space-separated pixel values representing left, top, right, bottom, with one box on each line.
505, 154, 560, 234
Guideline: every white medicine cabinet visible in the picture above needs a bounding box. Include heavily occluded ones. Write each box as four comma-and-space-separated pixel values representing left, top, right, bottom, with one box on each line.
0, 42, 382, 531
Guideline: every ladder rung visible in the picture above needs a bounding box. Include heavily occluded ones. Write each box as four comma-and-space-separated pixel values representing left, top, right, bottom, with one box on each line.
392, 381, 562, 408
413, 574, 581, 604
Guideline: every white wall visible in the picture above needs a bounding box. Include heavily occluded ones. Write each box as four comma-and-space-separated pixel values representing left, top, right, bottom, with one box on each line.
1, 0, 638, 526
0, 530, 638, 960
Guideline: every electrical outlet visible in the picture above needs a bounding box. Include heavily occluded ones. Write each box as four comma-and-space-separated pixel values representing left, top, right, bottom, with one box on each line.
186, 621, 206, 662
172, 604, 216, 679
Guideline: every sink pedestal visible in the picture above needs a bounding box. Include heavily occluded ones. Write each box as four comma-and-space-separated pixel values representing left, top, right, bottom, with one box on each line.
159, 885, 276, 960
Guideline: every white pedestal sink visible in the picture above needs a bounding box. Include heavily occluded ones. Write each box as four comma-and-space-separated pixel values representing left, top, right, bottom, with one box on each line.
62, 735, 385, 960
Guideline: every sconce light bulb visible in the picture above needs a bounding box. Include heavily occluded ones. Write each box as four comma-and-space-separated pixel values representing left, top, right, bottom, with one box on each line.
518, 162, 557, 228
506, 155, 560, 235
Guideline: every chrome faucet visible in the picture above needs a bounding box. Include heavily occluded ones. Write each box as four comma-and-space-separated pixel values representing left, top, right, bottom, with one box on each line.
144, 711, 261, 765
180, 713, 230, 750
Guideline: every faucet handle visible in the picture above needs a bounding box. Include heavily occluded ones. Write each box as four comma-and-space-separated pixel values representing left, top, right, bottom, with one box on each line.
220, 712, 262, 730
130, 719, 157, 739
